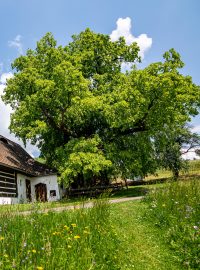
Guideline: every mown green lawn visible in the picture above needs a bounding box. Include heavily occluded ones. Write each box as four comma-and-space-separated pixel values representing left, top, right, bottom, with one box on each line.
110, 201, 181, 270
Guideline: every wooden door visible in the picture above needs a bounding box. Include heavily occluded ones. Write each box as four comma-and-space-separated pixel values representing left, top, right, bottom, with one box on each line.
35, 183, 47, 202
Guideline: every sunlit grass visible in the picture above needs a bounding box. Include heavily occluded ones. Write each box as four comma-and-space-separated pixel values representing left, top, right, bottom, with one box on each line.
0, 197, 92, 215
0, 160, 199, 269
110, 201, 181, 270
145, 159, 200, 180
0, 198, 183, 270
144, 179, 200, 269
0, 199, 119, 269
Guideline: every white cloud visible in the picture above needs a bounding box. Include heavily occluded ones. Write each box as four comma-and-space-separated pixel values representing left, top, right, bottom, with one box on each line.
110, 17, 152, 59
182, 150, 200, 160
181, 125, 200, 160
191, 125, 200, 134
0, 72, 13, 85
8, 35, 23, 55
0, 72, 39, 157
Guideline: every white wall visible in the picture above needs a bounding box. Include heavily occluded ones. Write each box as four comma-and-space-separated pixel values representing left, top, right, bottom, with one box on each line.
31, 174, 60, 202
17, 173, 28, 203
0, 197, 19, 204
0, 173, 60, 205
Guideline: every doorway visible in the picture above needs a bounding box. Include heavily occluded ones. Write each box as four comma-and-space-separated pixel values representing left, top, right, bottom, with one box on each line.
35, 183, 47, 202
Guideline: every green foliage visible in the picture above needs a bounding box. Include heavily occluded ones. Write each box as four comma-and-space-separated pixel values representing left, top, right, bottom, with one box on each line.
55, 135, 112, 186
155, 125, 200, 178
144, 180, 200, 269
34, 157, 46, 164
2, 29, 200, 186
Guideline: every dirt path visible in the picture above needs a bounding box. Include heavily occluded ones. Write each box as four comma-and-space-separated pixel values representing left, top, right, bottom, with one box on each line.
18, 196, 144, 216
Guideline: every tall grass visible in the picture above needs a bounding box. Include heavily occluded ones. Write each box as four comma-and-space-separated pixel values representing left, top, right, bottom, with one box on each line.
185, 159, 200, 175
144, 179, 200, 269
0, 199, 120, 270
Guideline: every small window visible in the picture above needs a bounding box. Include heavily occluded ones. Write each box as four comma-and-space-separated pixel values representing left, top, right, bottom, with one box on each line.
50, 190, 56, 197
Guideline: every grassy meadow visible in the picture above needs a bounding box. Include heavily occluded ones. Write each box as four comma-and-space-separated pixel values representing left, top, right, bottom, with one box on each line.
0, 197, 184, 270
0, 199, 120, 270
144, 178, 200, 269
0, 179, 199, 269
0, 161, 199, 269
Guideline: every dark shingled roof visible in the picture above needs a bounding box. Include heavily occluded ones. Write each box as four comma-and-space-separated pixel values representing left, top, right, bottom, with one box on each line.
0, 135, 56, 176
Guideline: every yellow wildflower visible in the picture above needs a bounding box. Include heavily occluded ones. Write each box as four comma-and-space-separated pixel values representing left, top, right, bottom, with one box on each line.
3, 254, 8, 258
32, 249, 37, 253
74, 235, 80, 239
71, 223, 77, 227
52, 231, 60, 236
67, 245, 72, 248
83, 230, 90, 234
64, 225, 69, 230
36, 267, 44, 270
0, 236, 4, 241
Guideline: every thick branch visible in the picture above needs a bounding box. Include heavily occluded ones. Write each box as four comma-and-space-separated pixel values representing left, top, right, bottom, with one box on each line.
181, 144, 200, 155
41, 107, 70, 143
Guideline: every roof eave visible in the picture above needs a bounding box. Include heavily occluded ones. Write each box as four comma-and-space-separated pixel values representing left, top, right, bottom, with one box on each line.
0, 162, 57, 177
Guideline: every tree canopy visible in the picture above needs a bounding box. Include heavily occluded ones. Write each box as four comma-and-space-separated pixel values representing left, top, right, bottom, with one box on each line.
3, 29, 200, 186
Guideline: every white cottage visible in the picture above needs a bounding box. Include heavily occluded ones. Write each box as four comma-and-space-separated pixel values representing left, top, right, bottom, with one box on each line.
0, 135, 60, 204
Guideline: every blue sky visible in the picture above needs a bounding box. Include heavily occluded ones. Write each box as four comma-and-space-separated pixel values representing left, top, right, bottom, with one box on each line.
0, 0, 200, 158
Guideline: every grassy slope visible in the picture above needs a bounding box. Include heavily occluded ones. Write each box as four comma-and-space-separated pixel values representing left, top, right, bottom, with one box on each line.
145, 159, 200, 180
110, 201, 181, 270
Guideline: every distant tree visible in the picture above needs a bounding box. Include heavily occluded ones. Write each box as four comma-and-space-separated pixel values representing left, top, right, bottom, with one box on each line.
2, 29, 200, 187
155, 125, 200, 179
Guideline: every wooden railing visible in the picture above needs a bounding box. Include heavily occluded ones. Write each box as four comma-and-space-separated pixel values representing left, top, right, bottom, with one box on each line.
67, 182, 123, 197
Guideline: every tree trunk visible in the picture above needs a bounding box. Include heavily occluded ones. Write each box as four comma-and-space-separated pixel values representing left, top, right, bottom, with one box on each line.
173, 169, 179, 180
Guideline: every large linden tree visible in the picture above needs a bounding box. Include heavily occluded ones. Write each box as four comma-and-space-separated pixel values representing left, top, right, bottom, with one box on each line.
3, 29, 200, 186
